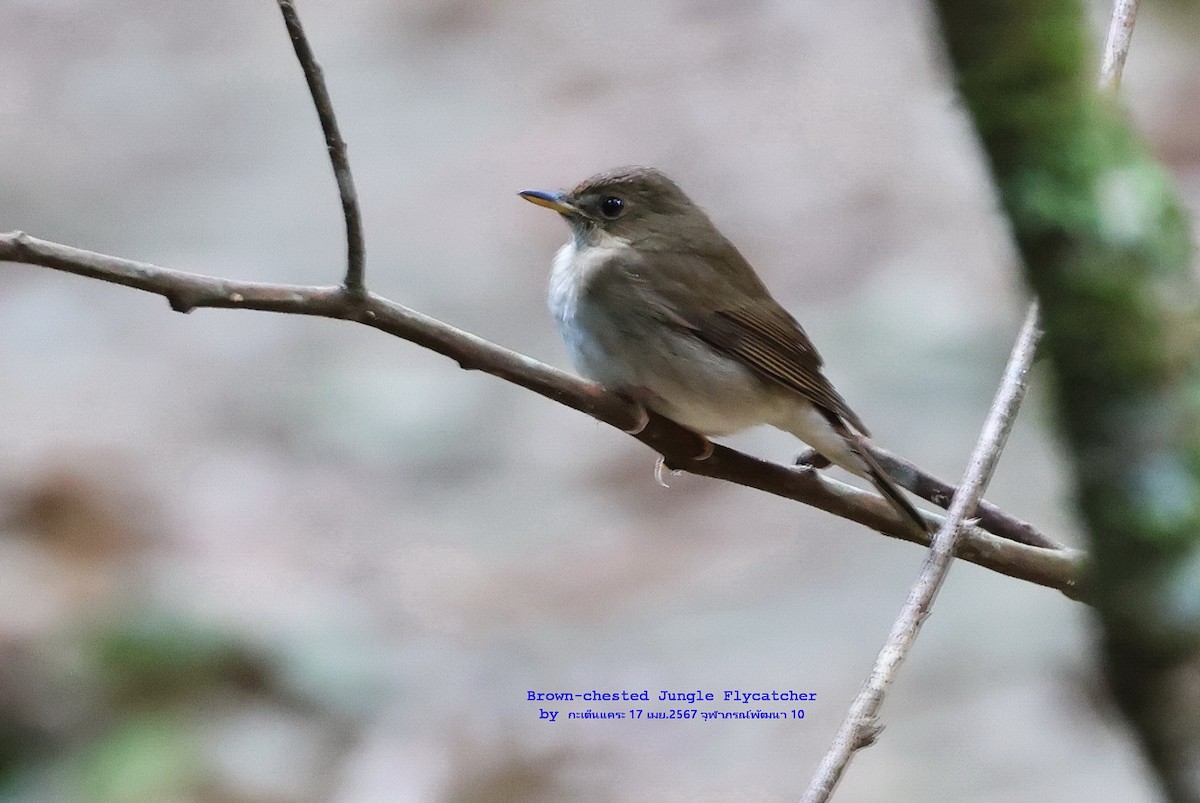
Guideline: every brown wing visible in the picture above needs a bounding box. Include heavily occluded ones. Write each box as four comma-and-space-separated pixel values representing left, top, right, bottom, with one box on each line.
691, 303, 871, 435
631, 226, 870, 434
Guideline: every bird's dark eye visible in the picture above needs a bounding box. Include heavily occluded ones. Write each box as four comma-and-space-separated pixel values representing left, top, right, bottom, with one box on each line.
599, 196, 625, 219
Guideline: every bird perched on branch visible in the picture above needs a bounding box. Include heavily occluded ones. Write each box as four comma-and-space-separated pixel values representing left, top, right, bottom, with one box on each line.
521, 166, 926, 535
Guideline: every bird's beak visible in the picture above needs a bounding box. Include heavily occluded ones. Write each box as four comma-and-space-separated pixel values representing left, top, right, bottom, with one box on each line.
518, 189, 579, 216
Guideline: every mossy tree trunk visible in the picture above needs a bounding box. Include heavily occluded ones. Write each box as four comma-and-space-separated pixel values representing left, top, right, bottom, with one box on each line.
933, 1, 1200, 799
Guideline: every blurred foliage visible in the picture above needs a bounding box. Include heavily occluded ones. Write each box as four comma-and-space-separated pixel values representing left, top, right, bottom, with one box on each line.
0, 609, 323, 802
91, 614, 273, 707
66, 712, 200, 803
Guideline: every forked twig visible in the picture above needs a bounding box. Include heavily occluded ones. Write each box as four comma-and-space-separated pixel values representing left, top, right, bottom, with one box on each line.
277, 0, 366, 294
867, 446, 1060, 549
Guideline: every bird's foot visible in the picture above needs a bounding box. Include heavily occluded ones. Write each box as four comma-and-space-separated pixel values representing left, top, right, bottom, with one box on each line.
794, 448, 832, 470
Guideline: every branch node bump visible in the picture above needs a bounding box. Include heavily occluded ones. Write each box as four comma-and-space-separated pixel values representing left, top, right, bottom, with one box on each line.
166, 293, 196, 314
275, 0, 367, 293
3, 230, 31, 260
855, 721, 884, 749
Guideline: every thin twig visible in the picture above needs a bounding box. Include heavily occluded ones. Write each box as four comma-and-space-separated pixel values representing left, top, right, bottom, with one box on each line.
867, 446, 1061, 549
796, 444, 1058, 549
804, 303, 1042, 802
804, 0, 1140, 797
277, 0, 366, 294
1100, 0, 1138, 92
0, 231, 1083, 597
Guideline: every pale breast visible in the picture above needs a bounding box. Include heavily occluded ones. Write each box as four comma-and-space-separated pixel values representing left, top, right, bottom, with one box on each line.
547, 237, 643, 387
547, 241, 582, 328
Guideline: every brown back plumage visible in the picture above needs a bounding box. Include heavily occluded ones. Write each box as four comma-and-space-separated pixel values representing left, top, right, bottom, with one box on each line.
565, 168, 871, 434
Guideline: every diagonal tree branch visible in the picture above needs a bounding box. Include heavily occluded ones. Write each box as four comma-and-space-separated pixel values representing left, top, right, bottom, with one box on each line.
804, 302, 1043, 802
0, 0, 1084, 604
0, 230, 1084, 597
866, 445, 1060, 549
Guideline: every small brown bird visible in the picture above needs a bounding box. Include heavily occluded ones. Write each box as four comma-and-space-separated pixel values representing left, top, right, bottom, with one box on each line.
520, 167, 926, 533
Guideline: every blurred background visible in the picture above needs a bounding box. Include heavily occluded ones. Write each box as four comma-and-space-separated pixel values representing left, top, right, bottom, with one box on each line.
2, 1, 1198, 800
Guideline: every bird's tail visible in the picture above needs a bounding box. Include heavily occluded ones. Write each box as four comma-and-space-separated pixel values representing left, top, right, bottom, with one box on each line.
828, 418, 929, 537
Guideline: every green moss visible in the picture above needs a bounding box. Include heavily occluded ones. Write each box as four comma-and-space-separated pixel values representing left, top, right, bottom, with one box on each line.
932, 0, 1200, 784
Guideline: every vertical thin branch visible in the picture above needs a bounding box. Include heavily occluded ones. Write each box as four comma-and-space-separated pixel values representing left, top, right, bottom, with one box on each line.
802, 303, 1042, 803
1100, 0, 1139, 92
277, 0, 367, 294
803, 1, 1140, 798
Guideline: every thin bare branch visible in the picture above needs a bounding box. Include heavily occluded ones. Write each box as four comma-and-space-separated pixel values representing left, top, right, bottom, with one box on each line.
1100, 0, 1139, 92
867, 445, 1060, 549
804, 302, 1042, 802
805, 0, 1141, 797
0, 231, 1083, 597
796, 444, 1057, 549
277, 0, 366, 294
798, 442, 1058, 549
